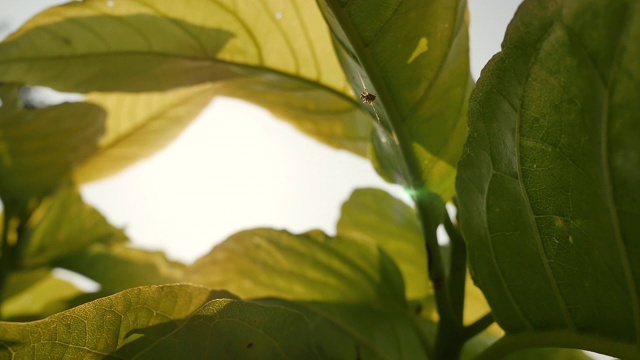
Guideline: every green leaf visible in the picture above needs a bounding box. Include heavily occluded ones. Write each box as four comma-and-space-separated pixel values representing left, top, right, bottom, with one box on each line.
0, 284, 321, 359
0, 98, 105, 208
185, 228, 405, 304
19, 185, 127, 268
0, 0, 372, 158
55, 243, 185, 293
0, 269, 82, 321
336, 188, 429, 300
185, 228, 429, 359
316, 0, 472, 198
457, 0, 640, 357
75, 84, 220, 183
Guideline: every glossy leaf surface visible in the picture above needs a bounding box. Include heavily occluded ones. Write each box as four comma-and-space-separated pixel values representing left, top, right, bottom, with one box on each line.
457, 0, 640, 357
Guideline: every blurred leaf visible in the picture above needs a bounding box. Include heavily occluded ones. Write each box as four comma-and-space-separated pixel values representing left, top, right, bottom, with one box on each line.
186, 228, 405, 304
0, 284, 321, 359
19, 185, 127, 268
0, 0, 372, 158
186, 228, 429, 359
56, 243, 185, 293
317, 0, 472, 198
457, 0, 640, 358
75, 83, 219, 182
336, 188, 429, 300
0, 269, 82, 321
0, 100, 104, 208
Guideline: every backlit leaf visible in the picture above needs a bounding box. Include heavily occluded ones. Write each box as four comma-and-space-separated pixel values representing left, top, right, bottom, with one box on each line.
336, 188, 429, 300
0, 0, 372, 159
185, 227, 429, 359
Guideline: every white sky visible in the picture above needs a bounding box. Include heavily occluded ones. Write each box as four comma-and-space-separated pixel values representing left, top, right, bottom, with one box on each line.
0, 0, 522, 264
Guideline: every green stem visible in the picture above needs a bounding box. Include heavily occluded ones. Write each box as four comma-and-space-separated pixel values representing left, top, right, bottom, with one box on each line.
444, 208, 467, 326
463, 312, 494, 340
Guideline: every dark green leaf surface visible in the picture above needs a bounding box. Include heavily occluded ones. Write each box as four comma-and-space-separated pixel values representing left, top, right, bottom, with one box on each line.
0, 284, 320, 359
185, 228, 429, 359
457, 0, 640, 357
0, 100, 104, 207
317, 0, 472, 198
0, 0, 372, 159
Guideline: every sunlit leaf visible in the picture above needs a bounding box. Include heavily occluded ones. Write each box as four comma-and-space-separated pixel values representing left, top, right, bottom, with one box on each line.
336, 188, 429, 300
186, 228, 405, 304
317, 0, 473, 198
0, 0, 372, 158
457, 0, 640, 358
75, 83, 220, 182
185, 227, 429, 358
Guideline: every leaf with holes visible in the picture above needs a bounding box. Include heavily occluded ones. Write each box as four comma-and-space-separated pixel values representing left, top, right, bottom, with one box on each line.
457, 0, 640, 358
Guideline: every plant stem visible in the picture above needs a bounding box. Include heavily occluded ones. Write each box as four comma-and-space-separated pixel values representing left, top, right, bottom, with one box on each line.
463, 312, 494, 340
444, 208, 467, 325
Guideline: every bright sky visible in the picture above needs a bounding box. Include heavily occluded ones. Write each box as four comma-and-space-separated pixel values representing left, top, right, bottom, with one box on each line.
0, 0, 521, 265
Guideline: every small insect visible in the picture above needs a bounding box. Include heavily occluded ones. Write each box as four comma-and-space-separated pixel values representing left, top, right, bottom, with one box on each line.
360, 90, 376, 105
357, 71, 377, 105
356, 70, 380, 122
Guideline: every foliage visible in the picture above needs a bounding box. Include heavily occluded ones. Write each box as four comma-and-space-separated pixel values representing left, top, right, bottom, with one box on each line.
0, 0, 638, 359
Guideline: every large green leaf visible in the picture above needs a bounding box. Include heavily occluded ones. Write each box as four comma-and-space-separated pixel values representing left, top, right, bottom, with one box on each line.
185, 228, 430, 359
316, 0, 472, 198
0, 95, 104, 208
0, 0, 372, 158
0, 284, 320, 359
457, 0, 640, 357
18, 185, 127, 268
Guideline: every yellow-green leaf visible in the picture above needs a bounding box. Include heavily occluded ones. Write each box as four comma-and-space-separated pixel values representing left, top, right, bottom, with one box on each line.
0, 0, 372, 159
0, 284, 321, 359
